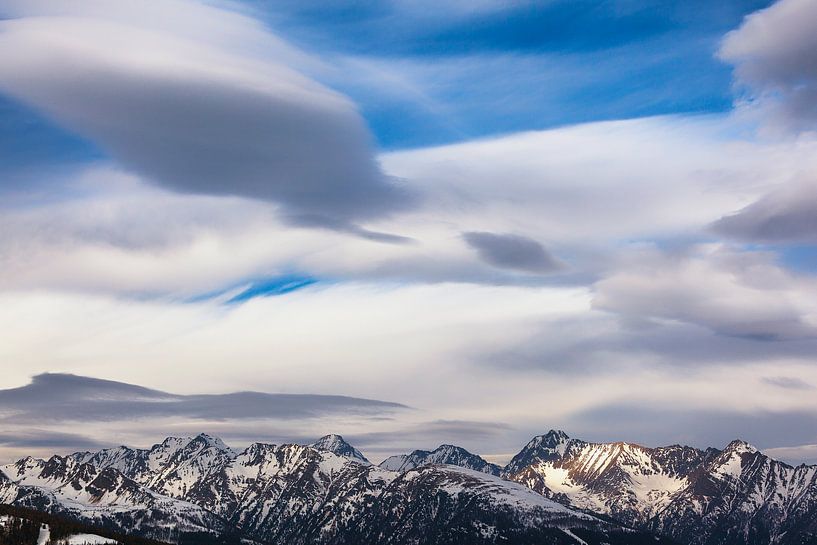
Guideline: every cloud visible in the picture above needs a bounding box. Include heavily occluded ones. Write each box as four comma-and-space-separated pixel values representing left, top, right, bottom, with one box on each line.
0, 430, 106, 450
0, 373, 407, 424
463, 232, 562, 274
2, 283, 817, 463
0, 283, 586, 461
592, 245, 817, 340
719, 0, 817, 132
711, 181, 817, 243
762, 376, 814, 390
0, 1, 412, 225
344, 419, 513, 455
3, 116, 817, 296
710, 0, 817, 246
564, 403, 817, 453
480, 311, 817, 377
763, 443, 817, 465
381, 115, 817, 244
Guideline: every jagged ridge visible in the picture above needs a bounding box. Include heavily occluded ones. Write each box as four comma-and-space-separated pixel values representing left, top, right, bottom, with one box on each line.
3, 431, 815, 545
0, 434, 660, 545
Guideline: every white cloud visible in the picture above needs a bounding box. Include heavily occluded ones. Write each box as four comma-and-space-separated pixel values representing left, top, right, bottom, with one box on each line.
0, 0, 312, 66
710, 0, 817, 244
381, 115, 817, 243
593, 244, 817, 340
3, 116, 817, 295
719, 0, 817, 133
763, 443, 817, 465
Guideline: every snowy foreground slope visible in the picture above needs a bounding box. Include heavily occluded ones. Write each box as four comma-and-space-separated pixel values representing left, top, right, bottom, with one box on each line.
2, 431, 816, 544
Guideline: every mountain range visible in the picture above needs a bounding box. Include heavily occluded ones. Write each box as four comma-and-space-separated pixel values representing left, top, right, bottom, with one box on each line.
1, 430, 815, 545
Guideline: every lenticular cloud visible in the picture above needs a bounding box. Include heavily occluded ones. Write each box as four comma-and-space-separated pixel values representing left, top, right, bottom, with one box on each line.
0, 2, 411, 224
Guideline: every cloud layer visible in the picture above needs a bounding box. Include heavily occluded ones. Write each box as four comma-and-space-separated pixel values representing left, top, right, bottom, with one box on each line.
0, 373, 410, 461
0, 373, 406, 423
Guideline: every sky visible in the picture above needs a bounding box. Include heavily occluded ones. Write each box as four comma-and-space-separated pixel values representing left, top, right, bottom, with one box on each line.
1, 0, 817, 465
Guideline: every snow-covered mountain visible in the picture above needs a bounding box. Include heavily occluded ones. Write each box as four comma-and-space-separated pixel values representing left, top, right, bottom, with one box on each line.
502, 430, 817, 545
3, 431, 816, 545
75, 433, 235, 499
503, 429, 717, 525
651, 440, 817, 545
0, 434, 667, 545
379, 444, 502, 475
0, 453, 223, 542
352, 465, 663, 545
310, 434, 369, 464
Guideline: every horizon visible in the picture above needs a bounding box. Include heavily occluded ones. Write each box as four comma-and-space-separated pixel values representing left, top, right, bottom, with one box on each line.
0, 373, 810, 468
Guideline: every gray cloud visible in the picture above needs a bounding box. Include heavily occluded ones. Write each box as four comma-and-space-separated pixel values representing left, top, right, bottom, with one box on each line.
481, 314, 817, 376
287, 213, 417, 244
0, 9, 414, 226
591, 247, 817, 341
344, 419, 513, 455
762, 376, 814, 390
711, 182, 817, 243
0, 430, 107, 450
719, 0, 817, 131
563, 403, 817, 454
712, 0, 817, 246
0, 373, 407, 424
463, 232, 562, 274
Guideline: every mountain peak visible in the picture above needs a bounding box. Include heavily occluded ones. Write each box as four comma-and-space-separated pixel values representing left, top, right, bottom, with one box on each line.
310, 434, 369, 464
188, 433, 235, 456
434, 444, 465, 453
724, 439, 758, 455
379, 444, 501, 475
525, 429, 571, 452
543, 429, 570, 443
504, 430, 574, 474
160, 436, 192, 447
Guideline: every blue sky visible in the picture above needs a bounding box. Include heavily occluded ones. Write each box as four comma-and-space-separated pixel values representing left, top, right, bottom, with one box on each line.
1, 0, 817, 464
261, 0, 772, 147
